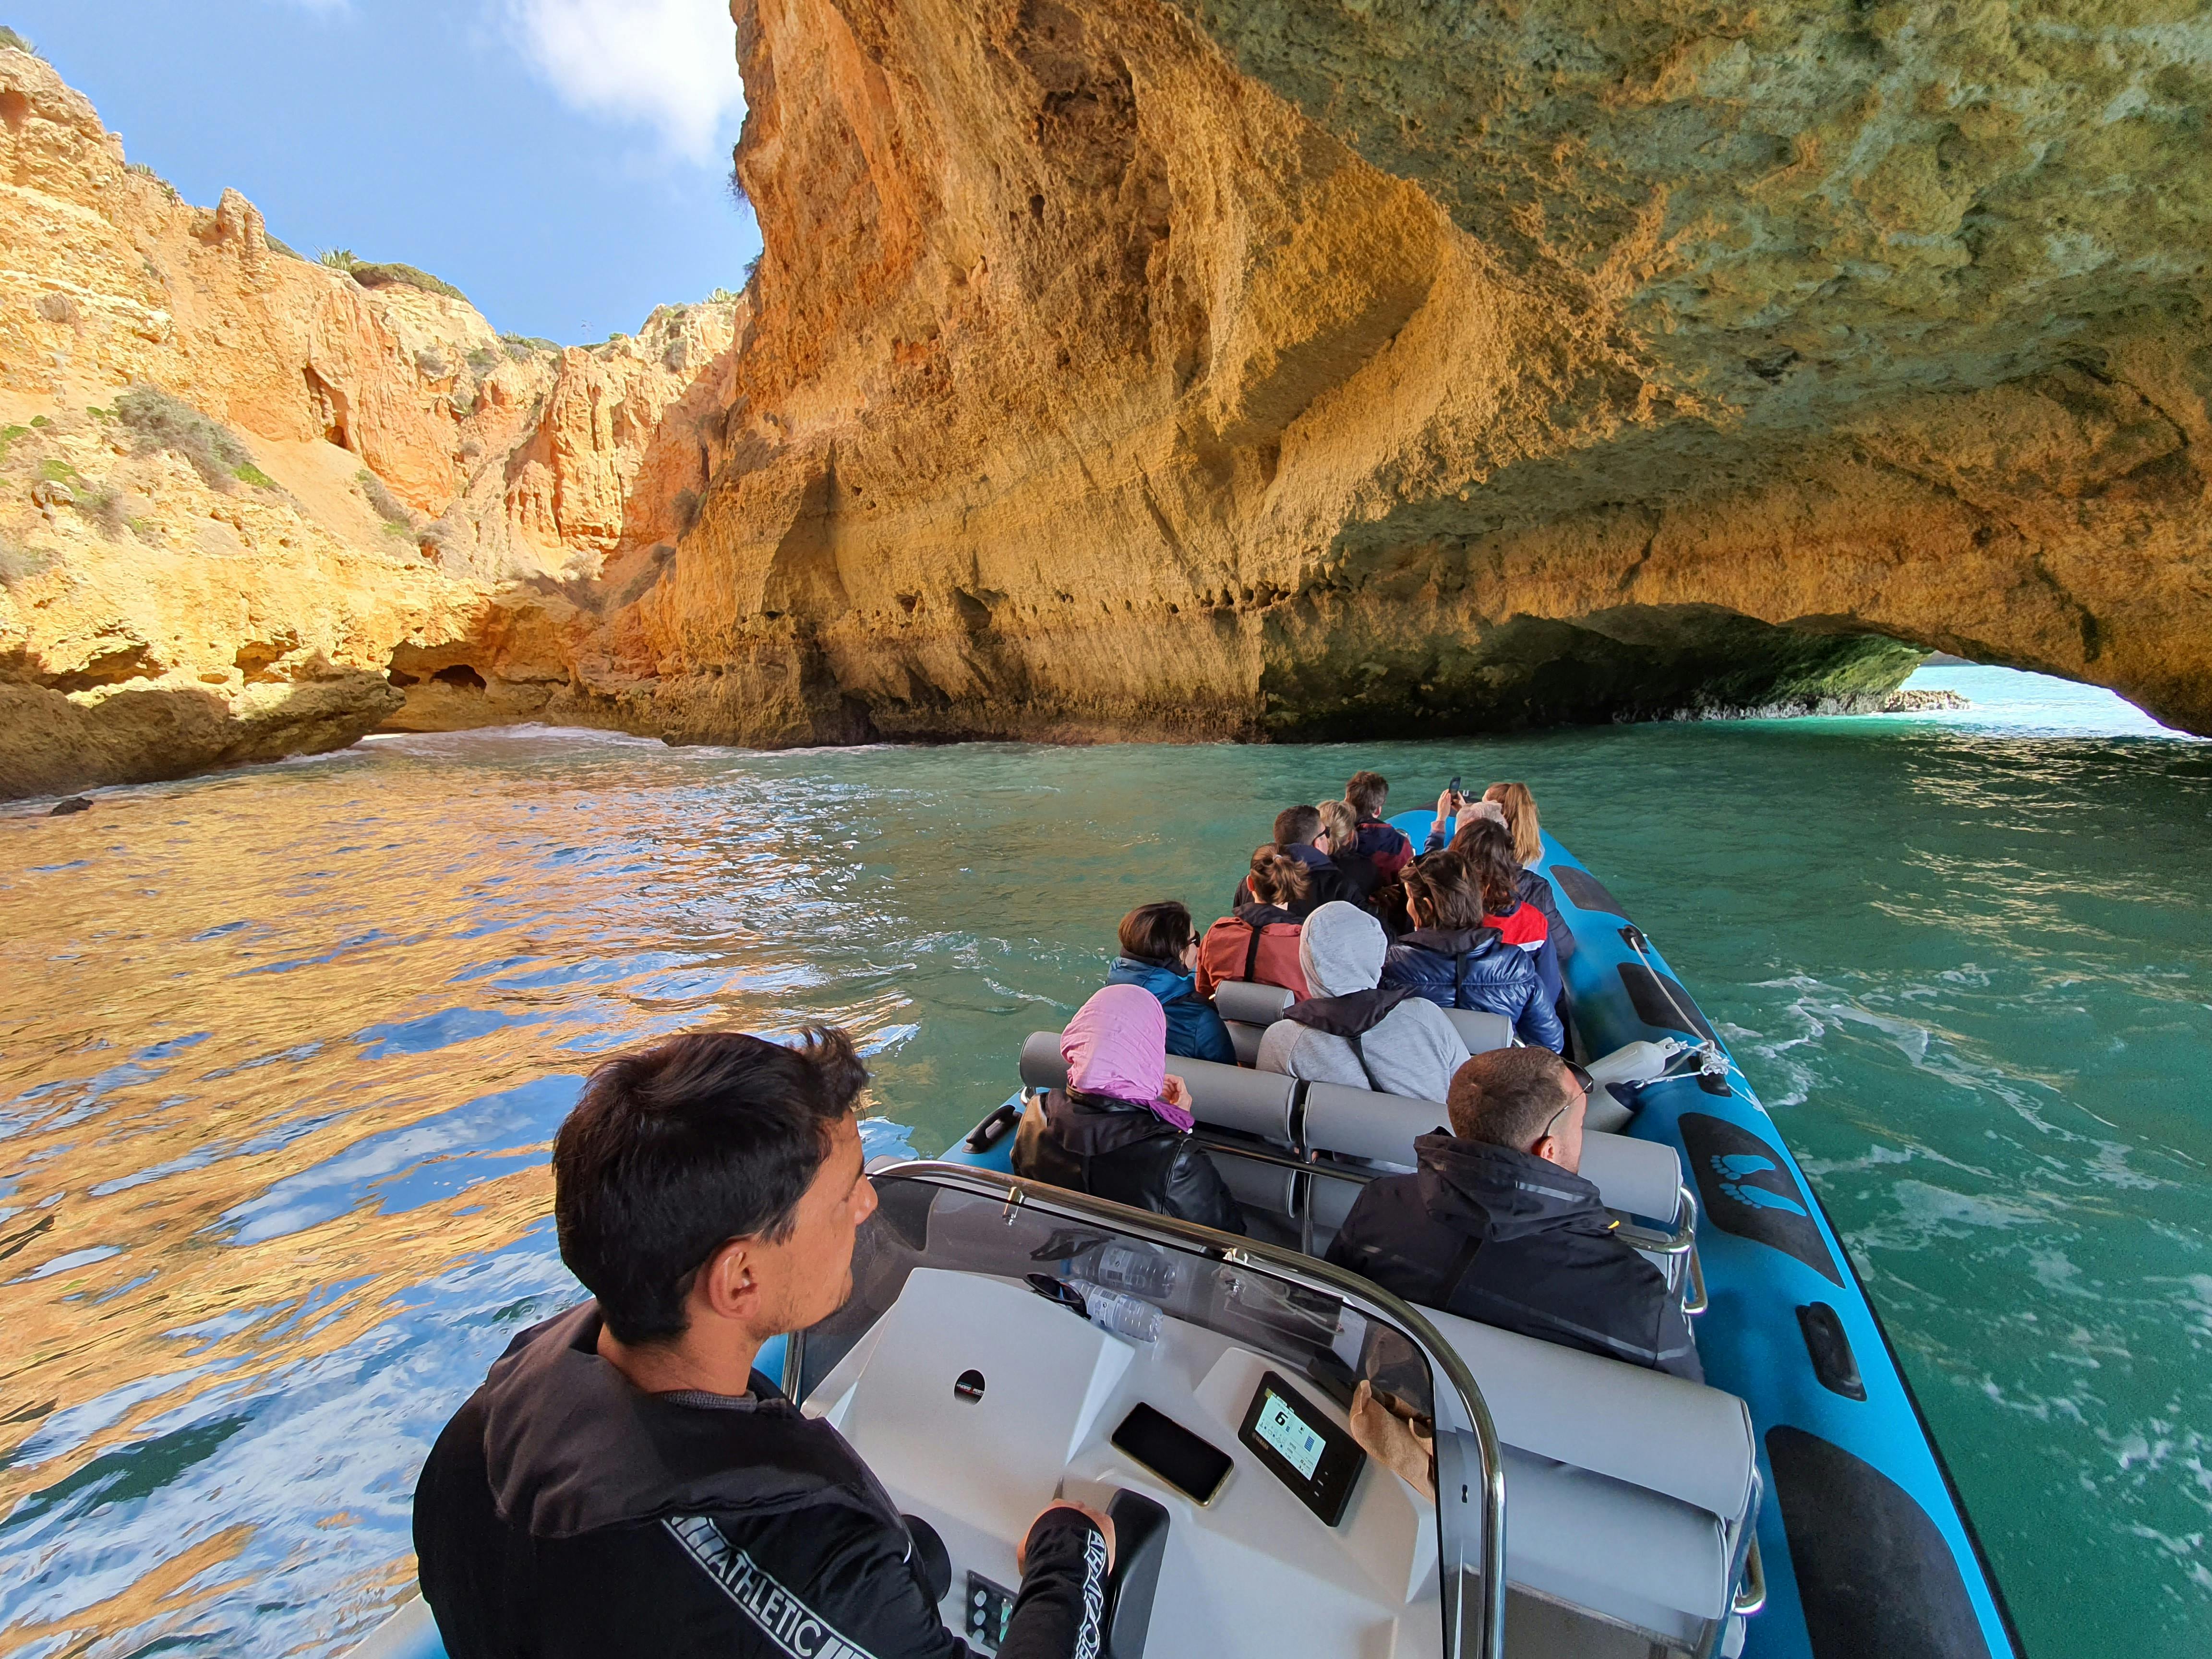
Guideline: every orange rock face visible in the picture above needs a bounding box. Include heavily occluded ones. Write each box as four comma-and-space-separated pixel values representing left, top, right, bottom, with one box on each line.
0, 45, 741, 797
579, 0, 2212, 743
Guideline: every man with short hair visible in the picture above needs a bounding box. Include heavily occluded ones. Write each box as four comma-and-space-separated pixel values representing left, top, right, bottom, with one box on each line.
1343, 770, 1413, 877
415, 1028, 1114, 1659
1230, 804, 1343, 914
1323, 1047, 1701, 1380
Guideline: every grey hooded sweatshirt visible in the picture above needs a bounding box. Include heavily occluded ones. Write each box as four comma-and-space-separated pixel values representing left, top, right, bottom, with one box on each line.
1258, 902, 1470, 1103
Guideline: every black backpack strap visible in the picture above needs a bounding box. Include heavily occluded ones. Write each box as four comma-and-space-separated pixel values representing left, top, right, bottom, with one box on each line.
1243, 919, 1266, 983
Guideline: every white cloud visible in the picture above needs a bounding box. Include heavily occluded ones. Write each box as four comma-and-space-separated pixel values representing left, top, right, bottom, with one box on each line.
506, 0, 746, 164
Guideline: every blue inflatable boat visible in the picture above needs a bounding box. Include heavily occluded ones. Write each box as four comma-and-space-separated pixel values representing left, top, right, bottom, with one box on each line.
356, 823, 2018, 1659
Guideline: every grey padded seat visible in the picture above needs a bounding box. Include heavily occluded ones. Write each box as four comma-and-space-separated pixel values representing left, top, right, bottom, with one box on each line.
1212, 979, 1293, 1068
1424, 1305, 1756, 1647
1017, 1031, 1296, 1145
1301, 1078, 1684, 1225
1213, 980, 1294, 1025
1210, 984, 1513, 1067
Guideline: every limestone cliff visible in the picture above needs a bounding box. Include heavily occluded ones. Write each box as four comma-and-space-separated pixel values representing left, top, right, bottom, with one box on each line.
594, 0, 2212, 744
0, 45, 741, 799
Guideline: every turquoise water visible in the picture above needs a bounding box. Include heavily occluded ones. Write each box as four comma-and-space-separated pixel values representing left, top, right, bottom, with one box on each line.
0, 665, 2206, 1657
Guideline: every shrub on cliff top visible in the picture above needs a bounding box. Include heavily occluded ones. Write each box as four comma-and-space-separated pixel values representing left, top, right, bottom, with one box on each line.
115, 384, 271, 493
0, 27, 39, 57
319, 247, 470, 305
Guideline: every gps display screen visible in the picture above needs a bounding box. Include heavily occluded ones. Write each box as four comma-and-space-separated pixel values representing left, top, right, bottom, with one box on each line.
1251, 1387, 1325, 1479
1236, 1370, 1367, 1527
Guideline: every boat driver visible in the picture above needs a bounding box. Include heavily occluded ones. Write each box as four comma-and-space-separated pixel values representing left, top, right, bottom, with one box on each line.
1323, 1046, 1703, 1380
413, 1027, 1114, 1659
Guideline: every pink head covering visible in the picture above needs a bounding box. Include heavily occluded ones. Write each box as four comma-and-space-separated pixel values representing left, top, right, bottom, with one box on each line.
1060, 984, 1194, 1131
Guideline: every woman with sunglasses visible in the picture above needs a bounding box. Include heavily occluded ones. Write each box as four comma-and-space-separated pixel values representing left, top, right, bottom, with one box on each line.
1322, 1047, 1702, 1380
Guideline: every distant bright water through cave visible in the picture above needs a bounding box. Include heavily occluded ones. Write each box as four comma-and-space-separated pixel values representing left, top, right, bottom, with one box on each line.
2, 665, 2208, 1659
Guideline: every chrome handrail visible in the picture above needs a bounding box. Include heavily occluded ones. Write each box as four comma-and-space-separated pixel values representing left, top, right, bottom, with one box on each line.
1612, 1181, 1699, 1255
873, 1161, 1510, 1659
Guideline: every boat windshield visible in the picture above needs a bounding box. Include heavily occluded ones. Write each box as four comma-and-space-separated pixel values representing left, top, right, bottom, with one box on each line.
785, 1162, 1504, 1659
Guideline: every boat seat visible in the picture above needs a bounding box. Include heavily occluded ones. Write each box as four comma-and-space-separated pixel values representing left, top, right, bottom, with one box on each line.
1441, 1007, 1514, 1053
1214, 980, 1294, 1068
1423, 1305, 1755, 1642
1214, 980, 1294, 1025
1301, 1078, 1684, 1225
1018, 1031, 1297, 1145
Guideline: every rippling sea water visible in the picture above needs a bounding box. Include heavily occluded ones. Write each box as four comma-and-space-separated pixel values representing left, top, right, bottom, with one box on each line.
2, 665, 2207, 1659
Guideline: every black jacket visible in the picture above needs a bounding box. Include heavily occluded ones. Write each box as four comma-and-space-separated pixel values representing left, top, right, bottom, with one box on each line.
1013, 1088, 1244, 1235
415, 1303, 1109, 1659
1381, 926, 1566, 1052
1324, 1133, 1701, 1381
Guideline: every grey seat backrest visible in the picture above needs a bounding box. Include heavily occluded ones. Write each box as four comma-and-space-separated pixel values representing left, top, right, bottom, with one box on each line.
1575, 1133, 1683, 1224
1224, 1022, 1266, 1068
1017, 1032, 1295, 1144
1424, 1304, 1755, 1523
1441, 1007, 1513, 1052
1302, 1081, 1444, 1166
1214, 980, 1294, 1025
1302, 1075, 1684, 1225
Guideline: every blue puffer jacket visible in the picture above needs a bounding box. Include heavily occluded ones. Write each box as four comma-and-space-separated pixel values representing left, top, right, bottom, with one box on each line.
1105, 957, 1237, 1064
1380, 926, 1566, 1052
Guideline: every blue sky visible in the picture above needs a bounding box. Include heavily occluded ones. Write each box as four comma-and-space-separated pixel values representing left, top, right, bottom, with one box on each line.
8, 1, 760, 343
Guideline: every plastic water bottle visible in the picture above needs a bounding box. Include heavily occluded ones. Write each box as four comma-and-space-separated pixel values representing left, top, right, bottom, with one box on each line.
1065, 1278, 1162, 1344
1066, 1243, 1178, 1302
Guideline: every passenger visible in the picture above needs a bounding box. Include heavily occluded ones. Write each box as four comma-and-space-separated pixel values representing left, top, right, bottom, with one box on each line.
1195, 847, 1313, 1001
1257, 901, 1469, 1104
1421, 790, 1504, 855
1343, 770, 1414, 877
1324, 1047, 1702, 1381
1456, 819, 1562, 1007
1483, 780, 1573, 967
1385, 859, 1565, 1051
1013, 984, 1244, 1233
1106, 901, 1237, 1065
1315, 799, 1383, 913
1229, 804, 1343, 915
414, 1029, 1116, 1659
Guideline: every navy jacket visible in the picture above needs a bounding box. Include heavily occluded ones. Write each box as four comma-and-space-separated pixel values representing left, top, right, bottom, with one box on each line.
1381, 926, 1566, 1052
1325, 1134, 1701, 1381
1106, 956, 1236, 1065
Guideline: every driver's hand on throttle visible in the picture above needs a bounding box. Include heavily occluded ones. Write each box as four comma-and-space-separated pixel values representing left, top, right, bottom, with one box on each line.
1020, 1500, 1117, 1572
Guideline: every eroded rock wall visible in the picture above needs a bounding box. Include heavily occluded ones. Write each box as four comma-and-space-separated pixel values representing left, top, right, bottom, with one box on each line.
0, 46, 741, 798
597, 0, 2212, 744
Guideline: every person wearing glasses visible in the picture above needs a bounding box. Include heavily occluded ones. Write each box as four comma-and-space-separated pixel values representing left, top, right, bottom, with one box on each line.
1322, 1048, 1703, 1380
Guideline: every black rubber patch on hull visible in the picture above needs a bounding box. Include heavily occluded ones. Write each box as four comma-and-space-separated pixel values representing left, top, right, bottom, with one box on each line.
1768, 1426, 1993, 1659
1551, 865, 1628, 917
1619, 962, 1719, 1043
1680, 1112, 1842, 1285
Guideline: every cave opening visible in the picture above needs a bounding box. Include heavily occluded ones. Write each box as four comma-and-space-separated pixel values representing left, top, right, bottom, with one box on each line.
431, 663, 486, 690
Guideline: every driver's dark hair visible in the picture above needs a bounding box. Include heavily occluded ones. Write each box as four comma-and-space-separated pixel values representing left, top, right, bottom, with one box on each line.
1272, 804, 1321, 846
553, 1027, 867, 1345
1447, 1047, 1576, 1149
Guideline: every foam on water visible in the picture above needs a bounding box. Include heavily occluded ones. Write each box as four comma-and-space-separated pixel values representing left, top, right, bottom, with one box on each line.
1, 668, 2208, 1657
